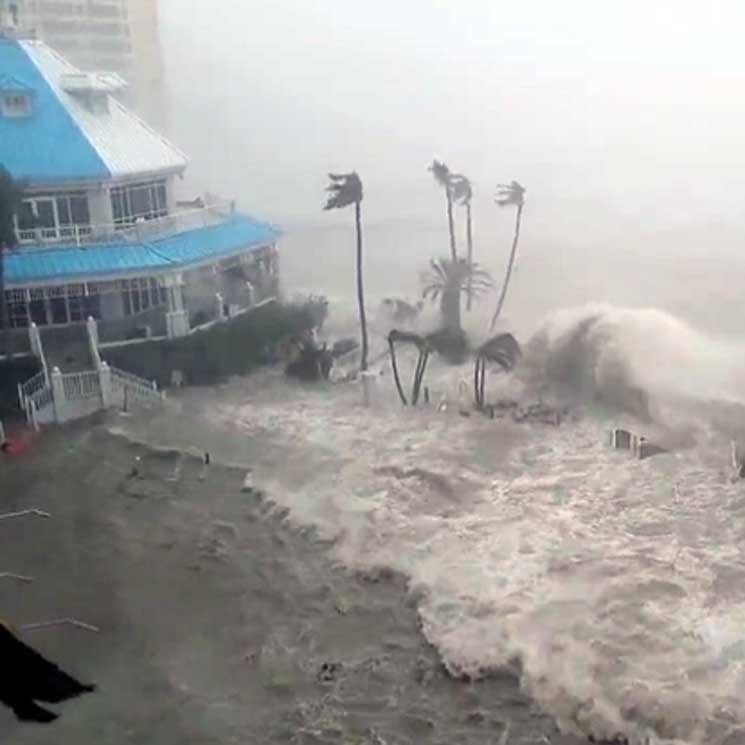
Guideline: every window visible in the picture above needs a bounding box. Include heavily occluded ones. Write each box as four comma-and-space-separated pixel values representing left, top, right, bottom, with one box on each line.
110, 181, 168, 227
4, 290, 29, 329
0, 93, 31, 118
120, 278, 166, 317
16, 193, 91, 242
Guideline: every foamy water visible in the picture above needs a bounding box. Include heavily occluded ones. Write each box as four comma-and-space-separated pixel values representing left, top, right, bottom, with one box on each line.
117, 305, 745, 744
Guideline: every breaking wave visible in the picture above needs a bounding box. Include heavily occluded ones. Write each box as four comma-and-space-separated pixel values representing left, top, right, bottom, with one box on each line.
522, 304, 745, 437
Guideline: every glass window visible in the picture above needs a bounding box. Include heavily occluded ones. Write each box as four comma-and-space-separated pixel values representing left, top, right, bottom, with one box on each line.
110, 181, 169, 227
50, 296, 68, 325
29, 299, 47, 326
68, 294, 84, 322
83, 294, 100, 320
56, 196, 71, 225
17, 201, 36, 231
69, 195, 90, 225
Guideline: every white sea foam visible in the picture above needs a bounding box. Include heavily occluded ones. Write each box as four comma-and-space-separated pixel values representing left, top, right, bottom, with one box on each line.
120, 304, 745, 744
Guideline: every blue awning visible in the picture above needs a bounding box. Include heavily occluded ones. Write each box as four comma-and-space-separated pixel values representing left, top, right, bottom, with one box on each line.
5, 213, 281, 285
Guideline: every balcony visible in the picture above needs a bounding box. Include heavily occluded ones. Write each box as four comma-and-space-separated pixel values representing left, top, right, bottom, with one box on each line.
15, 198, 237, 249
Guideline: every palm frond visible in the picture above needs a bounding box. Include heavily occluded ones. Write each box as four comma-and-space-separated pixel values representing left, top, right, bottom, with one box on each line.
429, 160, 452, 189
323, 171, 363, 210
495, 180, 526, 208
451, 174, 472, 205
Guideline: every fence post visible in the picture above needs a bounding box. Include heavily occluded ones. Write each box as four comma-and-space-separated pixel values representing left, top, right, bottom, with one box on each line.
51, 366, 64, 423
17, 382, 23, 411
99, 361, 112, 409
215, 293, 226, 321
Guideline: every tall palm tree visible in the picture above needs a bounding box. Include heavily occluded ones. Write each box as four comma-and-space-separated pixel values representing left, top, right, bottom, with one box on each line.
429, 160, 457, 261
323, 171, 368, 371
422, 257, 492, 333
490, 180, 526, 331
451, 175, 474, 309
0, 166, 24, 354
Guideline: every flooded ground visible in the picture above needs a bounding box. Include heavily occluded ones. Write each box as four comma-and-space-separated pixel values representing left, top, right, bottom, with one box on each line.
1, 420, 583, 745
5, 304, 745, 744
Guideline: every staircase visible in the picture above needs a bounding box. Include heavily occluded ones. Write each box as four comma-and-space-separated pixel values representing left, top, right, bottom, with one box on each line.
40, 324, 93, 373
18, 320, 164, 428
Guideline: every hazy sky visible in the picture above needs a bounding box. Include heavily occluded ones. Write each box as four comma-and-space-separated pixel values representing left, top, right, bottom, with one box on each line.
158, 0, 745, 232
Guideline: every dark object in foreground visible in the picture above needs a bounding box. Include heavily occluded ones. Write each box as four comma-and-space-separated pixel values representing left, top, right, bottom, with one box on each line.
0, 623, 95, 723
284, 339, 334, 382
473, 333, 522, 410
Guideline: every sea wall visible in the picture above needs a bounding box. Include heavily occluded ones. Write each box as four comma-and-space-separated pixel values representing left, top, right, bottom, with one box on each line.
99, 299, 320, 388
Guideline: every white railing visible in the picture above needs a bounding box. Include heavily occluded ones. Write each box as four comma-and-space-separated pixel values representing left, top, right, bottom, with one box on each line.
110, 367, 163, 405
61, 370, 101, 401
15, 199, 236, 248
29, 384, 53, 412
18, 369, 46, 405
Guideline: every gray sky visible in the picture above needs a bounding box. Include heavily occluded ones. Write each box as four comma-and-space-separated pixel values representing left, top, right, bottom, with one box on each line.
158, 0, 745, 232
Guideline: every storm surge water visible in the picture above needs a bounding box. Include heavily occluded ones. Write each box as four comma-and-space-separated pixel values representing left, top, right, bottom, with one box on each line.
117, 304, 745, 745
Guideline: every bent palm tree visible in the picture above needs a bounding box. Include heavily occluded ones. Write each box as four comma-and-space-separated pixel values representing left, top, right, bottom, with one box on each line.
323, 172, 368, 370
451, 175, 474, 309
490, 180, 526, 331
0, 166, 24, 354
429, 160, 457, 261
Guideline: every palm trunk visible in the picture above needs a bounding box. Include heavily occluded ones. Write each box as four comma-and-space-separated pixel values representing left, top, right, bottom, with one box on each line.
446, 192, 457, 261
490, 203, 523, 331
355, 201, 369, 371
441, 281, 462, 333
465, 201, 473, 310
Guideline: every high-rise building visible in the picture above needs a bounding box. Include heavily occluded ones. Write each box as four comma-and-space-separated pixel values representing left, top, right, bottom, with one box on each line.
0, 0, 166, 128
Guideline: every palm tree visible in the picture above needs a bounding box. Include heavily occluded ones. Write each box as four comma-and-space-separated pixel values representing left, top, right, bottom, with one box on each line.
422, 257, 492, 333
0, 166, 24, 354
451, 175, 474, 309
490, 180, 526, 331
429, 160, 457, 261
323, 171, 368, 371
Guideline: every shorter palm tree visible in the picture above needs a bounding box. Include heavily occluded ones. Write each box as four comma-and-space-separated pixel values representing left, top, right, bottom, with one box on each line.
422, 257, 492, 333
490, 180, 526, 331
323, 171, 368, 370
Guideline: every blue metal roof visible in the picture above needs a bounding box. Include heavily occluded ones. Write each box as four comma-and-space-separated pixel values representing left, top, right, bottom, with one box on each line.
0, 38, 110, 183
5, 213, 281, 285
0, 73, 33, 92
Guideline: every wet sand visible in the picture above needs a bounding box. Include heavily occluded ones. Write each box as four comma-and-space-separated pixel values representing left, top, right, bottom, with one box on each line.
0, 417, 586, 745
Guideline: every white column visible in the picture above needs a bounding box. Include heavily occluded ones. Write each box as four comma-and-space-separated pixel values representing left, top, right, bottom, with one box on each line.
51, 366, 64, 423
87, 316, 101, 367
164, 274, 189, 338
99, 361, 112, 409
215, 293, 226, 321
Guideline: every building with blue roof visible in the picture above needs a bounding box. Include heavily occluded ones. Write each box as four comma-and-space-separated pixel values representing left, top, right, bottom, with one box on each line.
1, 32, 280, 346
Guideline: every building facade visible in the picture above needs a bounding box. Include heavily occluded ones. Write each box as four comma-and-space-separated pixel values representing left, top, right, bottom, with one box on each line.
0, 0, 166, 128
0, 34, 280, 353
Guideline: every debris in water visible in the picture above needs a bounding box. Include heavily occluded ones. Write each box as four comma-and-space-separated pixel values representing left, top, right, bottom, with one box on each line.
317, 661, 341, 682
